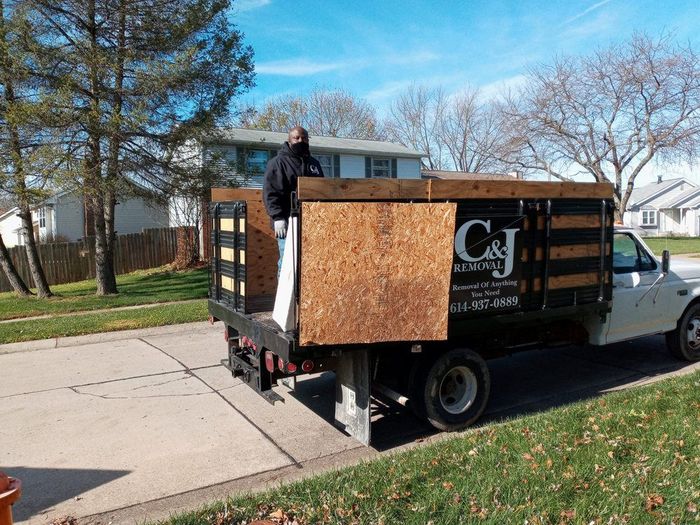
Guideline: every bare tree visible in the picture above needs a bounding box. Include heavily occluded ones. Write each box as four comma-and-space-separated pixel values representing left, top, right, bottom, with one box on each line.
384, 84, 447, 170
438, 88, 508, 173
243, 88, 383, 139
500, 34, 700, 220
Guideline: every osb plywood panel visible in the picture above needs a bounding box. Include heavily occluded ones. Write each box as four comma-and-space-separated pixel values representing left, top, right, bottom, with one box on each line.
297, 178, 613, 201
299, 202, 456, 346
210, 187, 278, 301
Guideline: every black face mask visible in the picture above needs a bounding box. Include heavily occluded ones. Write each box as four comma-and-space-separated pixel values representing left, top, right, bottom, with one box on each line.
290, 141, 309, 157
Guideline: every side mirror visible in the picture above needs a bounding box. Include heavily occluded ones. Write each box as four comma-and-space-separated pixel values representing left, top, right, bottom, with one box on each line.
662, 250, 670, 274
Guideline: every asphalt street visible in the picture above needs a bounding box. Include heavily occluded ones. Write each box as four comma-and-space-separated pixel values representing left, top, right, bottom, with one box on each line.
1, 321, 699, 525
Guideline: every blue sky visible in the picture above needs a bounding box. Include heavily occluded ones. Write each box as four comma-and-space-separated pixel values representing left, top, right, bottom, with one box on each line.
233, 0, 700, 182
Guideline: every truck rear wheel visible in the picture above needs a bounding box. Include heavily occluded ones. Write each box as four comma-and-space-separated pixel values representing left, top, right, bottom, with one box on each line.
666, 302, 700, 362
411, 348, 490, 432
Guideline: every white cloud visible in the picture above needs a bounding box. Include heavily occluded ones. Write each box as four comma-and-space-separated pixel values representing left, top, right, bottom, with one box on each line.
256, 59, 347, 76
562, 0, 613, 25
364, 80, 418, 105
235, 0, 271, 12
384, 50, 441, 66
255, 49, 437, 78
478, 74, 528, 101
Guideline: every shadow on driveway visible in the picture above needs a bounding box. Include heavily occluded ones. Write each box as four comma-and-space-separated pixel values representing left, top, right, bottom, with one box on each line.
289, 335, 694, 451
4, 466, 129, 522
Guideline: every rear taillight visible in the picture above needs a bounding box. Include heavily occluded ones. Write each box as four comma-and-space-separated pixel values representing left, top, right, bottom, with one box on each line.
264, 351, 275, 373
278, 357, 298, 374
240, 336, 257, 351
301, 360, 314, 373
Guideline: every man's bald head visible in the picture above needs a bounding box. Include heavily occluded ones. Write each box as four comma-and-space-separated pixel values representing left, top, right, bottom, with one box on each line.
288, 126, 309, 144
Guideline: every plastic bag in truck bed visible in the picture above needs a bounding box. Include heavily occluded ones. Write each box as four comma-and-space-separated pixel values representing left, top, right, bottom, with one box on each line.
273, 217, 298, 331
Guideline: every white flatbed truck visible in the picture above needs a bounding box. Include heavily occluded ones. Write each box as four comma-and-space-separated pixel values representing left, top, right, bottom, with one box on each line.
207, 178, 700, 444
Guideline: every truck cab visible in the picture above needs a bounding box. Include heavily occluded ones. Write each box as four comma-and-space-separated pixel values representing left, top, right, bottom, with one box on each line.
586, 227, 700, 362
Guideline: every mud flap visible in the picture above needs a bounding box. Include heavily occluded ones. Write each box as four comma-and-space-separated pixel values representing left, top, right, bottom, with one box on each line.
334, 349, 371, 446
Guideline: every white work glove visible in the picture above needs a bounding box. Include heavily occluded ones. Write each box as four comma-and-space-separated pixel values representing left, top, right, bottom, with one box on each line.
274, 219, 287, 239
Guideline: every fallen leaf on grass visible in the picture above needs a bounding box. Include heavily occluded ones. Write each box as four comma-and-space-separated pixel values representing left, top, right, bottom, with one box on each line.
687, 502, 698, 513
442, 481, 454, 490
560, 509, 576, 520
645, 494, 664, 511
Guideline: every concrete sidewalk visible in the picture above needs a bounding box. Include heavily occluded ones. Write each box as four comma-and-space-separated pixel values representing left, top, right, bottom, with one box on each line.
1, 322, 699, 525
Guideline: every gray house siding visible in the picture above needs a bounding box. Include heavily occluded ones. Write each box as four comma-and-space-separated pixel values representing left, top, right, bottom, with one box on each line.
339, 155, 366, 179
115, 197, 169, 235
201, 144, 422, 184
53, 192, 85, 241
397, 158, 420, 178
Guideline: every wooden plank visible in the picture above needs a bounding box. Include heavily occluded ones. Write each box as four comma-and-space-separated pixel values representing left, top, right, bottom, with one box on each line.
521, 272, 610, 292
211, 187, 263, 202
299, 201, 456, 346
530, 214, 612, 229
429, 179, 613, 200
522, 243, 611, 262
244, 200, 278, 299
297, 178, 614, 201
297, 178, 430, 201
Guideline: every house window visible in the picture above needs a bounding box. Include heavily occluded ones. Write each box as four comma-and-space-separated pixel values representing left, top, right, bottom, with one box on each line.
245, 149, 269, 175
38, 207, 46, 228
641, 210, 657, 227
316, 154, 334, 177
371, 158, 391, 178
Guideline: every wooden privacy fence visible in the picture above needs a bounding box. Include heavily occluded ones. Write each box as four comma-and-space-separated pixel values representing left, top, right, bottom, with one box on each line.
0, 227, 186, 292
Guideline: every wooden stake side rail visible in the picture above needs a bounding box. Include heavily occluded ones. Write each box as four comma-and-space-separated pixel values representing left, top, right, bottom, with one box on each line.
297, 178, 613, 201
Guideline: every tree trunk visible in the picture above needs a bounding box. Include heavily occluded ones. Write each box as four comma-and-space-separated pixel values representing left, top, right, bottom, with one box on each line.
0, 0, 52, 297
102, 0, 125, 291
93, 192, 117, 294
87, 0, 117, 296
0, 233, 32, 296
17, 208, 53, 297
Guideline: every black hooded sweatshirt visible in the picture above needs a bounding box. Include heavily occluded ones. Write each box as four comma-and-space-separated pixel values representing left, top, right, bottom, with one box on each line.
263, 142, 324, 222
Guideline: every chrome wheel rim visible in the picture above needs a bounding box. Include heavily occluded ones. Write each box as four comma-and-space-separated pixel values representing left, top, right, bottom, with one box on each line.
686, 318, 700, 350
439, 366, 477, 415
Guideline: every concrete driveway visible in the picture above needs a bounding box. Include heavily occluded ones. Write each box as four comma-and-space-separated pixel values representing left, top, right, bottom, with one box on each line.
1, 322, 699, 525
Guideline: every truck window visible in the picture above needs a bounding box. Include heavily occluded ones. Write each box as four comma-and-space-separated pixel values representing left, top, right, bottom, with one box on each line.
612, 233, 657, 274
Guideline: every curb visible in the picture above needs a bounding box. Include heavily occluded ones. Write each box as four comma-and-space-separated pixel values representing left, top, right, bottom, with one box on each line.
0, 321, 217, 355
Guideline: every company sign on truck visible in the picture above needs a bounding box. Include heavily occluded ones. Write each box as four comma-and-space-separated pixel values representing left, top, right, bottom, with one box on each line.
450, 215, 524, 316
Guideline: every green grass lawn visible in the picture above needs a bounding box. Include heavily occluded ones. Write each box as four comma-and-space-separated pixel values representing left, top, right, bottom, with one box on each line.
643, 237, 700, 256
162, 371, 700, 525
0, 266, 209, 344
0, 300, 208, 344
0, 266, 208, 321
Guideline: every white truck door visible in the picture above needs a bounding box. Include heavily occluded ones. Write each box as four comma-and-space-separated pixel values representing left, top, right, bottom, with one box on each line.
606, 232, 670, 342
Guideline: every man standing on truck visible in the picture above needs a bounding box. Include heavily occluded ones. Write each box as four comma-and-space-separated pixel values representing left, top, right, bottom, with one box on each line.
263, 126, 324, 273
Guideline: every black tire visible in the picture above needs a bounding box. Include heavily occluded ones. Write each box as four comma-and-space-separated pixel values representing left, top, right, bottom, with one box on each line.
666, 302, 700, 361
411, 348, 490, 432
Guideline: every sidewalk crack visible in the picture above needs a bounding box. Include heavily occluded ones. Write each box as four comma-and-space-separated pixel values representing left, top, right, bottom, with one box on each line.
138, 337, 302, 469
